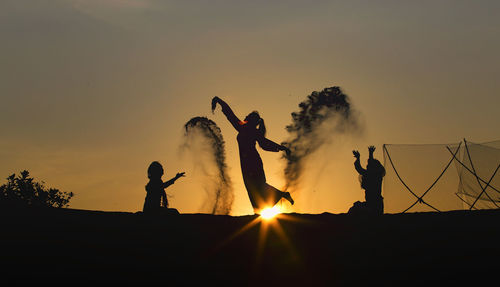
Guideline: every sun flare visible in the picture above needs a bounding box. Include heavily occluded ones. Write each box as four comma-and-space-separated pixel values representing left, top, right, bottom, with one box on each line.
260, 206, 281, 220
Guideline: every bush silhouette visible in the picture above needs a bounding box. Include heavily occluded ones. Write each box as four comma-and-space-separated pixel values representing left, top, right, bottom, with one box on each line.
0, 170, 74, 208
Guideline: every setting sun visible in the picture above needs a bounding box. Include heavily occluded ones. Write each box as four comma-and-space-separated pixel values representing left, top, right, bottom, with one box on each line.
260, 206, 281, 220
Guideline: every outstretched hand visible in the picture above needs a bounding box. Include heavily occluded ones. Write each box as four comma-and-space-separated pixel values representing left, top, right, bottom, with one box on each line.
368, 145, 376, 153
211, 97, 220, 113
176, 172, 186, 179
281, 146, 291, 157
352, 150, 360, 159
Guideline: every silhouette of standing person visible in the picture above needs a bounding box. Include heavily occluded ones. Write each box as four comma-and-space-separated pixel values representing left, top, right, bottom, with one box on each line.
143, 161, 185, 214
349, 146, 386, 215
211, 96, 294, 214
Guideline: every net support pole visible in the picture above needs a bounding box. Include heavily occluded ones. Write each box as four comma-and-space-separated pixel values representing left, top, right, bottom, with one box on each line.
383, 145, 420, 203
383, 143, 459, 213
402, 142, 463, 213
446, 146, 500, 195
469, 164, 500, 210
463, 139, 500, 208
454, 192, 478, 210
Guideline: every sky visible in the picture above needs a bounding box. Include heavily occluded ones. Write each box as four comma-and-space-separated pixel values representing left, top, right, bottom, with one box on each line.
1, 0, 499, 215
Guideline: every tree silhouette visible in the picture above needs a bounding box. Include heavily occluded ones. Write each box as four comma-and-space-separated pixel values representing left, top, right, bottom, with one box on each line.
0, 170, 74, 208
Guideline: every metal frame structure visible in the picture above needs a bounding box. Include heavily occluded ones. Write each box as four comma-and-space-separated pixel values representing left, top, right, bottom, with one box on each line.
383, 139, 500, 213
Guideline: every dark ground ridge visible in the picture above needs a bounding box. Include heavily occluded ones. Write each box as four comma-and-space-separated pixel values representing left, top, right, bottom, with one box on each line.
1, 206, 499, 285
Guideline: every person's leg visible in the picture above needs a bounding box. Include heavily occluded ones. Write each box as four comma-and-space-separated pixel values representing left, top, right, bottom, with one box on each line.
265, 183, 294, 206
282, 191, 294, 205
243, 179, 264, 212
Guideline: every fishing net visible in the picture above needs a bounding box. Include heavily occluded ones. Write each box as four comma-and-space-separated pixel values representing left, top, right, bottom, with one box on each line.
383, 139, 500, 213
455, 140, 500, 210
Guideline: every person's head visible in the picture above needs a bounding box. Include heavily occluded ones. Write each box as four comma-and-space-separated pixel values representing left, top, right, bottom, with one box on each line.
244, 111, 260, 127
147, 161, 164, 180
367, 159, 386, 178
244, 111, 266, 136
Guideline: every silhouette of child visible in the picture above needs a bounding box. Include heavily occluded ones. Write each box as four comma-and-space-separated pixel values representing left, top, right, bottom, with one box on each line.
349, 146, 386, 215
143, 161, 185, 214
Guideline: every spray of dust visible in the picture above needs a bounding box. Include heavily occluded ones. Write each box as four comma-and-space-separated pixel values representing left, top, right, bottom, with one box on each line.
282, 86, 363, 195
182, 117, 234, 215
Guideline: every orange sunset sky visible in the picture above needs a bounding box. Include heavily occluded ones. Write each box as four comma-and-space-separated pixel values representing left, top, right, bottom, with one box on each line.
1, 0, 499, 215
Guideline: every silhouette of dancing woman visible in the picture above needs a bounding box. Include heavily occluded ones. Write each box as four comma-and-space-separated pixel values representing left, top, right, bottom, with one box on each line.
143, 161, 185, 214
211, 96, 294, 213
349, 146, 386, 215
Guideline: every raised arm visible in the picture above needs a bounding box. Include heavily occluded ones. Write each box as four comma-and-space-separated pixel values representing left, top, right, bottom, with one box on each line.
368, 145, 375, 160
212, 97, 241, 132
163, 172, 186, 189
257, 135, 289, 154
353, 150, 366, 176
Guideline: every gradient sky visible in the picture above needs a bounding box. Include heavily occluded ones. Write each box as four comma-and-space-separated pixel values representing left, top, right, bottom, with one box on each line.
1, 0, 499, 215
